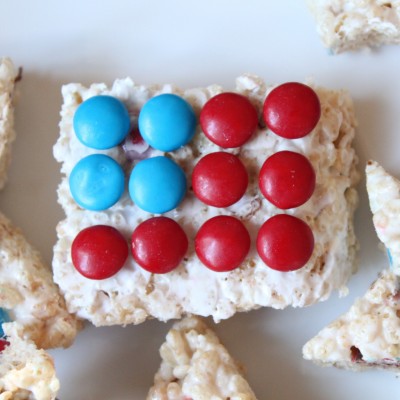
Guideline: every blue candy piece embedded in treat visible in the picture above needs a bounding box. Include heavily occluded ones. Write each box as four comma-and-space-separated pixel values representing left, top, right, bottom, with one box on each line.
386, 247, 393, 267
73, 95, 131, 150
138, 93, 196, 152
69, 154, 125, 211
129, 156, 186, 214
0, 308, 11, 337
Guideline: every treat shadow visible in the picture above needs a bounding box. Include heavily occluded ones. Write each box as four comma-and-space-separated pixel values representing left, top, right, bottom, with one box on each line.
352, 96, 391, 277
209, 303, 355, 400
0, 72, 66, 264
353, 96, 388, 172
50, 319, 171, 400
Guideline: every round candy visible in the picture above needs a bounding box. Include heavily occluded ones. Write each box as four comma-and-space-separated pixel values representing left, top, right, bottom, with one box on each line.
138, 94, 196, 151
195, 215, 250, 272
71, 225, 128, 280
200, 92, 258, 148
0, 339, 9, 353
259, 151, 316, 209
192, 152, 248, 207
256, 214, 314, 272
73, 95, 131, 149
131, 217, 188, 274
263, 82, 321, 139
69, 154, 125, 211
129, 156, 186, 214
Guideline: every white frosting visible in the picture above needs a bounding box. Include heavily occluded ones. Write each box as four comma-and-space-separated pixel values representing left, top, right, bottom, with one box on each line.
303, 269, 400, 367
53, 74, 359, 326
367, 160, 400, 275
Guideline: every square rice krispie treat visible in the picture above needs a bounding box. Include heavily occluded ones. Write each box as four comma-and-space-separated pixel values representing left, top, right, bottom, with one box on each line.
303, 269, 400, 370
147, 316, 257, 400
53, 74, 359, 327
366, 160, 400, 275
0, 57, 82, 349
307, 0, 400, 53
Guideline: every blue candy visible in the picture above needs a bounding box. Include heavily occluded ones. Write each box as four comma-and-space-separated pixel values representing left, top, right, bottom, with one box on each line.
0, 308, 11, 338
69, 154, 125, 211
73, 95, 131, 150
138, 94, 196, 152
129, 156, 186, 214
386, 247, 393, 267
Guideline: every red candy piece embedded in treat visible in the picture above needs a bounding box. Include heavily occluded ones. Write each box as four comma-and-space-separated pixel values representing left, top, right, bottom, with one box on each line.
195, 215, 250, 272
0, 339, 9, 352
200, 92, 258, 148
122, 127, 151, 161
71, 225, 128, 280
256, 214, 314, 272
259, 150, 316, 209
192, 152, 248, 207
131, 217, 188, 274
263, 82, 321, 139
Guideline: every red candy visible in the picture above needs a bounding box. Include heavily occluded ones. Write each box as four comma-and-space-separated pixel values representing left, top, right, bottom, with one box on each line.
200, 92, 258, 148
71, 225, 128, 280
263, 82, 321, 139
131, 217, 188, 274
0, 339, 9, 352
195, 215, 250, 272
256, 214, 314, 272
192, 152, 248, 207
259, 151, 316, 209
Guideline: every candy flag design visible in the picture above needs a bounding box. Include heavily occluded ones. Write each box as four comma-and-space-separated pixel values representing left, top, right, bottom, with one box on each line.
68, 85, 319, 278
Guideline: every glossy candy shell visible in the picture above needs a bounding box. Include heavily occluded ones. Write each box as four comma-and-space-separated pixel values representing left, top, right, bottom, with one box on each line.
69, 154, 125, 211
138, 93, 196, 151
129, 156, 186, 214
73, 95, 131, 150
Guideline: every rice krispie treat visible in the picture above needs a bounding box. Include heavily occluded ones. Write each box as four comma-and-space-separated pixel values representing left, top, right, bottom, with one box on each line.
303, 269, 400, 370
366, 160, 400, 275
0, 212, 82, 349
0, 58, 19, 190
0, 322, 59, 400
53, 74, 359, 326
147, 317, 257, 400
307, 0, 400, 53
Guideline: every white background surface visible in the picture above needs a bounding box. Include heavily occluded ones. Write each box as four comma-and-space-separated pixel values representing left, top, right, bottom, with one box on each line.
1, 1, 400, 399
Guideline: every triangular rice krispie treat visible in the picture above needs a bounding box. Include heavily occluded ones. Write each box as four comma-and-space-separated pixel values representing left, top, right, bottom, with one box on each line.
0, 211, 82, 349
0, 58, 19, 190
0, 322, 59, 400
303, 269, 400, 370
0, 57, 82, 349
307, 0, 400, 53
147, 317, 257, 400
53, 74, 359, 326
366, 160, 400, 275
